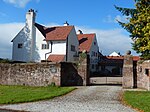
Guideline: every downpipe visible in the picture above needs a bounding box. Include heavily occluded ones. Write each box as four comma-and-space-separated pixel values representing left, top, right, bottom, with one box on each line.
45, 41, 53, 61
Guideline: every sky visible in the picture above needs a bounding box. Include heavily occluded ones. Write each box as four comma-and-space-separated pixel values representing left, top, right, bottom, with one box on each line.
0, 0, 138, 59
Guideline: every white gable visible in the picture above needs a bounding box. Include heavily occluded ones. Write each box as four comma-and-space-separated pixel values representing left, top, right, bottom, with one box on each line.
109, 52, 120, 56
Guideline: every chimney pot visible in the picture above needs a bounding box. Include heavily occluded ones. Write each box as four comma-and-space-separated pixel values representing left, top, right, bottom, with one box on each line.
64, 21, 69, 26
77, 30, 83, 34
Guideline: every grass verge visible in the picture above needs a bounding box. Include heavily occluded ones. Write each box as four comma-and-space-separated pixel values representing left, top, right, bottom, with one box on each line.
123, 91, 150, 112
0, 85, 75, 104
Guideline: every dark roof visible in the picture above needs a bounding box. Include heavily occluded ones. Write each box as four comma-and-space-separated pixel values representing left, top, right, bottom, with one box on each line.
35, 23, 73, 41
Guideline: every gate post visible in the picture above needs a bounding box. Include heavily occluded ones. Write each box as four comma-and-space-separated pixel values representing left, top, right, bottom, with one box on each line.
123, 50, 134, 88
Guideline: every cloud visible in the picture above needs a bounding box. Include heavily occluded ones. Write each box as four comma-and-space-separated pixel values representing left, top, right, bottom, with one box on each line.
3, 0, 39, 8
103, 15, 114, 23
115, 15, 129, 23
0, 23, 24, 59
103, 15, 129, 23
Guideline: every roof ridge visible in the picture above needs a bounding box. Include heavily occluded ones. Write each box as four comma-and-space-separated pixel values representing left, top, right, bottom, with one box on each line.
77, 33, 95, 35
45, 25, 74, 29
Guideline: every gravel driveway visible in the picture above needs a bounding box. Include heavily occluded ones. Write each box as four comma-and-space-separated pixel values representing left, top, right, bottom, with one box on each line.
0, 86, 136, 112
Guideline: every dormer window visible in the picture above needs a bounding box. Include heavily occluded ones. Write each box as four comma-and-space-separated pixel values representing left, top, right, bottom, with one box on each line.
18, 43, 23, 48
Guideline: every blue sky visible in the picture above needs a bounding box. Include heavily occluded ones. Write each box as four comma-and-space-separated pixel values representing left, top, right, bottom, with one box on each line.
0, 0, 138, 59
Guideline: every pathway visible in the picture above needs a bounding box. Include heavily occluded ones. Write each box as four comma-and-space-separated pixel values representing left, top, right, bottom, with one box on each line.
0, 86, 136, 112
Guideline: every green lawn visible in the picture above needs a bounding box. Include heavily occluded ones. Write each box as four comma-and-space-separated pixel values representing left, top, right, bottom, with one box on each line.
0, 85, 75, 104
123, 91, 150, 112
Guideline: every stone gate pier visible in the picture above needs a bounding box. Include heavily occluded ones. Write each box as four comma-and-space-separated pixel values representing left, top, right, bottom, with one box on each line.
122, 51, 134, 88
123, 50, 150, 90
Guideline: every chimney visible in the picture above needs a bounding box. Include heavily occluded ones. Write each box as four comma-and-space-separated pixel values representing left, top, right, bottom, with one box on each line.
25, 9, 36, 62
26, 9, 36, 29
77, 30, 83, 34
64, 21, 69, 26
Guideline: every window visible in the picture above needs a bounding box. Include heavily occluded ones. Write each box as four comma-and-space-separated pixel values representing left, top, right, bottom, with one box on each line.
92, 51, 95, 57
96, 52, 97, 57
145, 69, 149, 76
94, 52, 96, 57
71, 45, 75, 52
42, 44, 49, 49
18, 43, 23, 48
92, 64, 94, 69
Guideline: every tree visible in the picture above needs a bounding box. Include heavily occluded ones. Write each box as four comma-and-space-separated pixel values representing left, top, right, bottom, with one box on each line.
115, 0, 150, 59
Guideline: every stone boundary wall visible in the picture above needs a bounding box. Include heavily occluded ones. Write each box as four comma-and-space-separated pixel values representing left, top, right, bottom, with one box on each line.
0, 58, 90, 87
0, 63, 61, 86
61, 55, 90, 86
137, 60, 150, 90
61, 62, 83, 86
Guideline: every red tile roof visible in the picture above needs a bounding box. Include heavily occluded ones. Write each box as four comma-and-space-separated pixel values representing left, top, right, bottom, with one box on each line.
99, 56, 140, 65
35, 23, 73, 41
77, 34, 95, 52
47, 55, 65, 62
132, 56, 140, 61
106, 56, 140, 61
106, 56, 124, 60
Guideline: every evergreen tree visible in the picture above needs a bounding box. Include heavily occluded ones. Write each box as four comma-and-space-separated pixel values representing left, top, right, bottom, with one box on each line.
115, 0, 150, 59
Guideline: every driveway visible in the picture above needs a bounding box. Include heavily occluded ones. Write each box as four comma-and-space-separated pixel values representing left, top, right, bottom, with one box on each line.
0, 86, 136, 112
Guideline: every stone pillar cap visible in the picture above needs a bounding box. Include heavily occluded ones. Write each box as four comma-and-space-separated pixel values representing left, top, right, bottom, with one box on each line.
126, 50, 131, 55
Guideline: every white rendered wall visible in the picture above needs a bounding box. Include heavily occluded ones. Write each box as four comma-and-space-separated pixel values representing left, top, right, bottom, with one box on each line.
34, 26, 66, 61
67, 27, 79, 62
35, 26, 66, 61
12, 10, 36, 62
34, 27, 48, 61
51, 41, 66, 55
43, 41, 66, 60
12, 25, 34, 62
89, 36, 99, 72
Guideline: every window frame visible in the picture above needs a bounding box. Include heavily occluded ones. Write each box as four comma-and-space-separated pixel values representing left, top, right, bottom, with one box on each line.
41, 43, 49, 49
71, 45, 76, 52
18, 43, 23, 49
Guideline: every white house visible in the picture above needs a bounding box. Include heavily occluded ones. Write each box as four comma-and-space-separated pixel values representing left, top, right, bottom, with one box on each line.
77, 30, 99, 72
11, 9, 79, 62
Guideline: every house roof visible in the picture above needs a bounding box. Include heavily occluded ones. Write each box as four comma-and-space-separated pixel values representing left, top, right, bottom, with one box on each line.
47, 55, 65, 62
35, 23, 73, 41
77, 33, 95, 52
106, 56, 140, 61
99, 56, 140, 66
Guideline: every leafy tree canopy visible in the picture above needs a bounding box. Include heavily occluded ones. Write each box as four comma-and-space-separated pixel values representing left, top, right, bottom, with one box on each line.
115, 0, 150, 59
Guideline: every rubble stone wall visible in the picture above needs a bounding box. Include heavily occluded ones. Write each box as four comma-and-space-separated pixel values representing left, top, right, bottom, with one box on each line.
0, 62, 61, 86
137, 60, 150, 90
